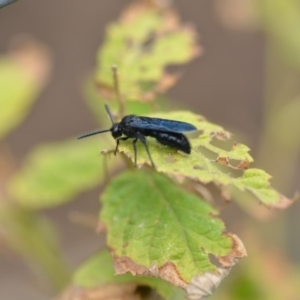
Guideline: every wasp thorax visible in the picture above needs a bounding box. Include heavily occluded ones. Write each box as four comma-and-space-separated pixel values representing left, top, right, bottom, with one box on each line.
111, 124, 122, 139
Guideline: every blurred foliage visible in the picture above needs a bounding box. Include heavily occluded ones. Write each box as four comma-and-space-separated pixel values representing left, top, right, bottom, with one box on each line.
8, 138, 116, 209
210, 228, 300, 300
71, 250, 177, 299
253, 0, 300, 195
0, 57, 38, 140
0, 38, 71, 290
83, 75, 170, 123
96, 2, 199, 102
0, 205, 70, 290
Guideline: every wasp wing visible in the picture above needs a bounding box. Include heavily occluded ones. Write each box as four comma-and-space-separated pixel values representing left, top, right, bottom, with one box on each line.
128, 116, 198, 134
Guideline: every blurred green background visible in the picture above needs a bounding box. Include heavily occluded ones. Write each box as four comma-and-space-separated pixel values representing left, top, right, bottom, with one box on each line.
1, 0, 300, 299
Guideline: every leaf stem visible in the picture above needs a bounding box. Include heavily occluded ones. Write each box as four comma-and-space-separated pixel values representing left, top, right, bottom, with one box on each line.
112, 65, 125, 118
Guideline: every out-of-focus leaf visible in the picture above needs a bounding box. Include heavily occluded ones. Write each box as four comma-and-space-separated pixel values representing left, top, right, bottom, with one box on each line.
255, 0, 300, 69
8, 138, 117, 209
96, 2, 200, 101
0, 58, 38, 140
70, 250, 176, 299
210, 231, 300, 300
0, 205, 70, 290
256, 96, 300, 192
0, 38, 51, 140
102, 110, 289, 208
100, 170, 245, 289
83, 76, 169, 126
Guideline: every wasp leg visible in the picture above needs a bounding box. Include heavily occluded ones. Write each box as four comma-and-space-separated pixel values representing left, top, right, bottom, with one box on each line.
136, 132, 155, 168
115, 136, 129, 155
132, 138, 138, 166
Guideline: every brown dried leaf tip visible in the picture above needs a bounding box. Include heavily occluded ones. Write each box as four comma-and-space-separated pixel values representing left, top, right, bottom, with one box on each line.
235, 159, 250, 170
214, 130, 232, 141
270, 193, 299, 209
114, 255, 188, 289
112, 234, 246, 299
187, 234, 246, 300
215, 156, 229, 166
216, 156, 249, 170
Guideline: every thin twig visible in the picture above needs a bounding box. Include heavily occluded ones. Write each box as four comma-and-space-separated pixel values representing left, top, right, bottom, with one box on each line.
112, 65, 125, 118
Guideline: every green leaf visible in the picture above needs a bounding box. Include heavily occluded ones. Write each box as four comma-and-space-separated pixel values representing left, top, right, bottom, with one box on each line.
73, 249, 176, 299
8, 138, 117, 209
100, 170, 234, 286
96, 3, 199, 101
0, 57, 40, 140
113, 110, 286, 207
234, 169, 279, 203
0, 205, 70, 290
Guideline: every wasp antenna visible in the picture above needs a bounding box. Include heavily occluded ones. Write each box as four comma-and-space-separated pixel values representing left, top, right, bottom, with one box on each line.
77, 128, 111, 139
105, 104, 115, 124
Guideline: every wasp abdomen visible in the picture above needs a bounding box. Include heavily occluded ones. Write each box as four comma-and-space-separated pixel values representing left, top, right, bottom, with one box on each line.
153, 132, 191, 154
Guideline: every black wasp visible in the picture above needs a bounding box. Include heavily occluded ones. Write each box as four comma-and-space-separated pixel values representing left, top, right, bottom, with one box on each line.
78, 105, 198, 167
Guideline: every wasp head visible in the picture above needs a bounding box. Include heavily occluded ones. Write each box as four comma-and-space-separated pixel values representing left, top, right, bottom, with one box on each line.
111, 124, 122, 139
